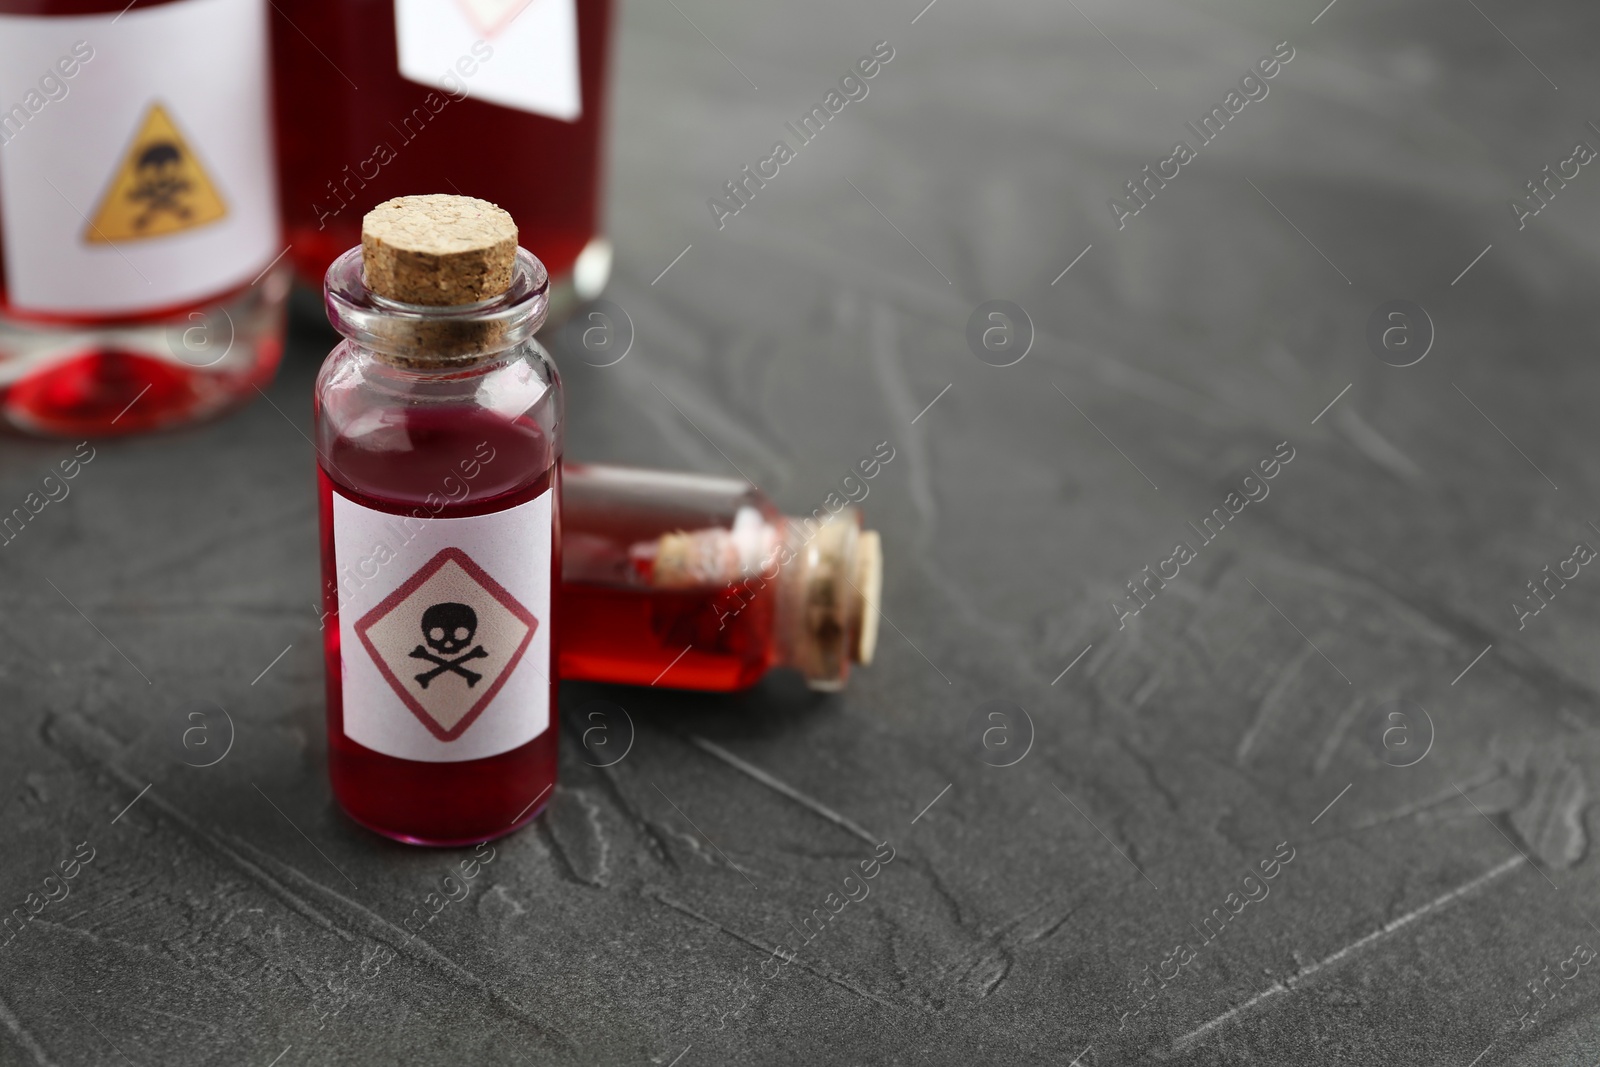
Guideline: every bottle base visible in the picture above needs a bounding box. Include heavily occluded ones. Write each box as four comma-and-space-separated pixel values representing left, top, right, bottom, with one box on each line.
326, 723, 560, 850
0, 270, 290, 437
336, 791, 552, 848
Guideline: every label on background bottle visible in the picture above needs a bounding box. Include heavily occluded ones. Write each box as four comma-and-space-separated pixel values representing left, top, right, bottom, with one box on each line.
334, 488, 553, 763
394, 0, 582, 122
0, 0, 279, 316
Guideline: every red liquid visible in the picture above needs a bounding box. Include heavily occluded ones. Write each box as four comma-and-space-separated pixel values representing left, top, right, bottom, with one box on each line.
557, 475, 778, 691
269, 0, 614, 287
559, 583, 775, 690
1, 336, 282, 436
318, 405, 560, 845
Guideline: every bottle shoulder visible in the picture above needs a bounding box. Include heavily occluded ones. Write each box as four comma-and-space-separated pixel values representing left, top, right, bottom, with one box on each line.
316, 340, 562, 438
314, 340, 563, 508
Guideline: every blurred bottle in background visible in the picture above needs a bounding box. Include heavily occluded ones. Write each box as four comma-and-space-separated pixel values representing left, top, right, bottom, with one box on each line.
270, 0, 615, 320
0, 0, 287, 437
561, 463, 883, 692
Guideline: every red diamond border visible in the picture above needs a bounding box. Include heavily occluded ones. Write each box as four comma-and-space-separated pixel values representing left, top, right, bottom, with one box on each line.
353, 546, 539, 743
455, 0, 534, 39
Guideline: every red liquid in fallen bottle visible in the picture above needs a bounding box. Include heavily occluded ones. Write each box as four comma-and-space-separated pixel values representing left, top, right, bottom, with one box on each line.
559, 463, 883, 692
270, 0, 614, 304
562, 551, 779, 691
317, 197, 562, 846
0, 0, 288, 436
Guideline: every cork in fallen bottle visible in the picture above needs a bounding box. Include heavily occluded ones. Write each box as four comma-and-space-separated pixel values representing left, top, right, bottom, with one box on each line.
360, 194, 519, 366
852, 529, 882, 666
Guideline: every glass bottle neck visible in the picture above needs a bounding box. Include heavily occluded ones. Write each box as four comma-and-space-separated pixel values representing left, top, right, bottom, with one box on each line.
323, 246, 549, 369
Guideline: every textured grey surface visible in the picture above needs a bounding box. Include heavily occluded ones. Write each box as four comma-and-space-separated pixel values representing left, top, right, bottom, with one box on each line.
5, 0, 1600, 1063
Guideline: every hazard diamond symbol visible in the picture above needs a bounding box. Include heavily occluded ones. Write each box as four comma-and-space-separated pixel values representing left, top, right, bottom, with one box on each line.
455, 0, 534, 37
354, 547, 539, 742
86, 102, 228, 244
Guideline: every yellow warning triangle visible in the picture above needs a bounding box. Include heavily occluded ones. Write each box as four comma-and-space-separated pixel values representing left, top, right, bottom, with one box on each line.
86, 102, 227, 244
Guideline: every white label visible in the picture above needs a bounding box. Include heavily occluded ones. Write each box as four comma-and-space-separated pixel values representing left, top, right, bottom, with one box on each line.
394, 0, 581, 122
334, 488, 553, 763
0, 0, 280, 315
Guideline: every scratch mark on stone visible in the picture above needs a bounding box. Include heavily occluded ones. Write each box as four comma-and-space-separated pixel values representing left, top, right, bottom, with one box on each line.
1236, 645, 1313, 765
1312, 693, 1365, 776
0, 990, 58, 1067
24, 917, 166, 959
919, 859, 970, 931
648, 890, 905, 1013
1129, 673, 1162, 711
660, 824, 759, 880
228, 836, 572, 1047
155, 816, 358, 945
648, 889, 777, 957
37, 716, 568, 1050
687, 735, 880, 847
42, 717, 358, 946
484, 884, 526, 917
1084, 639, 1117, 678
1312, 767, 1508, 844
70, 875, 165, 928
543, 786, 611, 888
589, 758, 679, 871
1336, 406, 1426, 482
1172, 854, 1525, 1051
971, 898, 1051, 946
1509, 750, 1588, 869
946, 895, 1070, 988
1022, 902, 1088, 944
1248, 553, 1455, 650
1114, 736, 1180, 814
973, 953, 1011, 998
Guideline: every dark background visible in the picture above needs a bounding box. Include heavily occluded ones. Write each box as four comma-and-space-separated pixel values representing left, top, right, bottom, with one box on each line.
5, 0, 1600, 1063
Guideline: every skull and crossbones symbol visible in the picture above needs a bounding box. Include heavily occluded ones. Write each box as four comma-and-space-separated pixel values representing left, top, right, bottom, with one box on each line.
410, 602, 488, 688
128, 141, 193, 230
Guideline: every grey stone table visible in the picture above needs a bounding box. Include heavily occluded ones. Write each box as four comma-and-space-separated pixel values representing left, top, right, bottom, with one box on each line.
5, 0, 1600, 1063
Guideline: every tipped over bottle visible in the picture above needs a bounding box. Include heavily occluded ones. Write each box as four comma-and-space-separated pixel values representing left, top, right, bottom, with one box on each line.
560, 463, 882, 692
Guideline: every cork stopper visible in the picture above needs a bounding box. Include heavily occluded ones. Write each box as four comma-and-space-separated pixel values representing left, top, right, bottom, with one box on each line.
362, 195, 517, 305
639, 511, 883, 689
852, 530, 882, 666
355, 195, 522, 367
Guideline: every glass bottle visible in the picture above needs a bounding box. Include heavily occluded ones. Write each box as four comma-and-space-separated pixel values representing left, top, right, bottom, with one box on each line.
560, 463, 883, 692
0, 0, 288, 436
316, 195, 561, 846
270, 0, 614, 317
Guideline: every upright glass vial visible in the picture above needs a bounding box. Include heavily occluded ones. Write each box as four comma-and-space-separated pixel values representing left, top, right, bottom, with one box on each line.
0, 0, 287, 436
316, 195, 561, 846
560, 463, 884, 692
